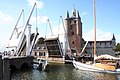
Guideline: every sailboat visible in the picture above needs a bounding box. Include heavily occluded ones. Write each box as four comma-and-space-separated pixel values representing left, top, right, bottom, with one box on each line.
73, 0, 120, 73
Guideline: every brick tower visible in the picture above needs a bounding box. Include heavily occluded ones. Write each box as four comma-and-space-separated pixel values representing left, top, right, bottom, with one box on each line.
65, 7, 82, 55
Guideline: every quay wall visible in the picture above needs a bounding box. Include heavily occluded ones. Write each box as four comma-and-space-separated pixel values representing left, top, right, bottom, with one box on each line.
0, 55, 10, 80
9, 56, 33, 69
0, 56, 34, 80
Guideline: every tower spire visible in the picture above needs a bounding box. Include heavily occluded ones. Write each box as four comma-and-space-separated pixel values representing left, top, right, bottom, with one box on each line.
76, 10, 80, 18
112, 34, 116, 40
66, 10, 69, 18
72, 4, 76, 17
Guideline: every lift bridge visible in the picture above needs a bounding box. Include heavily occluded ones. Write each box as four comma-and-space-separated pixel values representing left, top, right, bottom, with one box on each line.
45, 37, 64, 57
33, 17, 72, 64
33, 19, 65, 64
0, 3, 39, 80
33, 37, 65, 64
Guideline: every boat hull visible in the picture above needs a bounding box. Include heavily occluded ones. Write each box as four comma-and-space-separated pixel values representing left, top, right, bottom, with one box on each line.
73, 60, 120, 73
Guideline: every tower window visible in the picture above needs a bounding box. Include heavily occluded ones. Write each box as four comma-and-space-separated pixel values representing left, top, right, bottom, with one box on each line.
72, 41, 74, 44
70, 25, 72, 30
71, 31, 74, 35
74, 21, 76, 23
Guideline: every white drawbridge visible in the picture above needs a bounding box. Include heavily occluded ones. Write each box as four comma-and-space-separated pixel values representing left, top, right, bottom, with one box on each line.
7, 3, 39, 57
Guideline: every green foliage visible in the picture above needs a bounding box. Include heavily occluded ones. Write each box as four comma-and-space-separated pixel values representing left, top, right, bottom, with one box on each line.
114, 43, 120, 52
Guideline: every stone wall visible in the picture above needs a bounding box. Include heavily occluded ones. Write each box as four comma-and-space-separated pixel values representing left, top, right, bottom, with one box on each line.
0, 56, 10, 80
0, 56, 33, 80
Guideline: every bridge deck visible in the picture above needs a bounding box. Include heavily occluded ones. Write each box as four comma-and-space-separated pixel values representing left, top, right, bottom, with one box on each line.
45, 37, 63, 58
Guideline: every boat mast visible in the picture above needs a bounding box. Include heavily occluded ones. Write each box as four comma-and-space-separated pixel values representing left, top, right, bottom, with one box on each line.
94, 0, 97, 62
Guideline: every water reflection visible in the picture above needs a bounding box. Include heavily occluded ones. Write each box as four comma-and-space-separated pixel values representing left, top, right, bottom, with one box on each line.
11, 64, 120, 80
74, 68, 120, 80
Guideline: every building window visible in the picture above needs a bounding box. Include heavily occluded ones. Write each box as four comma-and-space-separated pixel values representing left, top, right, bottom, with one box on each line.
72, 41, 74, 44
70, 21, 71, 24
105, 43, 106, 45
44, 52, 46, 56
90, 43, 92, 45
110, 42, 112, 45
35, 52, 37, 56
39, 52, 42, 56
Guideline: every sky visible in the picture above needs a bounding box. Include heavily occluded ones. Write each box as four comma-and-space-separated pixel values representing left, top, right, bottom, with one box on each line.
0, 0, 120, 51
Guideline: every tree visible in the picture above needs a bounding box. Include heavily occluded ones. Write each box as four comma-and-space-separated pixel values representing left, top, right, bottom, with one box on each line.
114, 43, 120, 52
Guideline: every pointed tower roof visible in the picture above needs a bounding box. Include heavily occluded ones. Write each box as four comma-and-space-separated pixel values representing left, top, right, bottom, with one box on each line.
112, 34, 116, 40
72, 5, 76, 17
76, 10, 81, 19
66, 10, 69, 18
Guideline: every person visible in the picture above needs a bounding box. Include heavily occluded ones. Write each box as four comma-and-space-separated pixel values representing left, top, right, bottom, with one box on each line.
116, 62, 119, 68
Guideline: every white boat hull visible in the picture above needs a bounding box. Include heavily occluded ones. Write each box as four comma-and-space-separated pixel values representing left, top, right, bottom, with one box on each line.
73, 60, 120, 73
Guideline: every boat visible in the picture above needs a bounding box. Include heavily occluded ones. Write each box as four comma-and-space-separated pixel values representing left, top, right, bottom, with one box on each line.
33, 57, 48, 70
73, 56, 120, 73
73, 0, 120, 73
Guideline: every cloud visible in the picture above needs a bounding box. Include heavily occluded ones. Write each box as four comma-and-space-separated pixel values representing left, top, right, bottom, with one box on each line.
30, 16, 48, 24
27, 0, 44, 9
0, 11, 13, 24
81, 12, 88, 16
52, 23, 65, 35
116, 34, 120, 43
83, 29, 113, 41
51, 23, 66, 37
45, 22, 65, 39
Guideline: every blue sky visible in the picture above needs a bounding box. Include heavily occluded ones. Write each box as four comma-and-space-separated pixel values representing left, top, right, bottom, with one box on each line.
0, 0, 120, 51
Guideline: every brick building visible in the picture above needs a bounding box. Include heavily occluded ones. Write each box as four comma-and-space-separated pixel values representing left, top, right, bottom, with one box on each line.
65, 7, 82, 55
65, 7, 116, 57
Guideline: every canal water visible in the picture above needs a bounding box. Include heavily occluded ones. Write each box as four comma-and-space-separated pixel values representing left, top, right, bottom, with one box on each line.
11, 64, 120, 80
